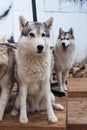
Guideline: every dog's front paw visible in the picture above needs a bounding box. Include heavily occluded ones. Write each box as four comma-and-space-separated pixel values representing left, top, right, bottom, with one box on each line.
19, 116, 29, 124
48, 115, 58, 123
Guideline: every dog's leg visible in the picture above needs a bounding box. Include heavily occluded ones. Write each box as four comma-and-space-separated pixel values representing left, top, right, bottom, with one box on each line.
19, 85, 28, 124
42, 79, 57, 123
0, 87, 10, 121
62, 71, 68, 91
57, 72, 65, 92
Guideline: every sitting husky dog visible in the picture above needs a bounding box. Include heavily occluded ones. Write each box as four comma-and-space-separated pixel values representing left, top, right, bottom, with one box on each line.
11, 16, 64, 124
0, 44, 16, 121
54, 28, 75, 93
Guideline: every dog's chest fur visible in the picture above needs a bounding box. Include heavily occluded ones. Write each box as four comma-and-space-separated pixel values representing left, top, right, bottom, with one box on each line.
16, 45, 51, 83
54, 45, 75, 71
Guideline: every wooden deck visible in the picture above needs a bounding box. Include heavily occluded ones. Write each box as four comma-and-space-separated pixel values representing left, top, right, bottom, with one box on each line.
68, 98, 87, 130
0, 95, 67, 130
0, 78, 87, 130
68, 78, 87, 98
67, 78, 87, 130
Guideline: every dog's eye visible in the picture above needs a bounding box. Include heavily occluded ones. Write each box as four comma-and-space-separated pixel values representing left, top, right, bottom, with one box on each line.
29, 33, 35, 37
42, 33, 46, 37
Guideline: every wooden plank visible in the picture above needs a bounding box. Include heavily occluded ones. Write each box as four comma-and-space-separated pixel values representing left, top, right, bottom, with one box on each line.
68, 125, 87, 130
67, 98, 87, 130
68, 78, 87, 97
0, 97, 66, 130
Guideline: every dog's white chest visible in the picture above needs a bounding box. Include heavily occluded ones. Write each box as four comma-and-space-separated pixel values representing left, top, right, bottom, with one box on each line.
55, 52, 73, 71
17, 52, 51, 83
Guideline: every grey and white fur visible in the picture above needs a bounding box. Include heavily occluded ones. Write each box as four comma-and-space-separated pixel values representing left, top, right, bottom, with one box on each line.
54, 27, 75, 93
11, 16, 64, 124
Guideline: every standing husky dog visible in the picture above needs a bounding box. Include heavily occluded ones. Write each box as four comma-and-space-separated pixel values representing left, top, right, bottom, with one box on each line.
0, 44, 16, 121
54, 28, 75, 93
11, 16, 64, 124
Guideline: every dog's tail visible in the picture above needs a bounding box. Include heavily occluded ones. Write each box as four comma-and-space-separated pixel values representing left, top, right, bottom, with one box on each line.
52, 103, 64, 111
51, 92, 64, 110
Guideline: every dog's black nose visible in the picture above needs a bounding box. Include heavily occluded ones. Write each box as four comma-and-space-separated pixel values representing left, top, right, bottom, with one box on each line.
62, 42, 65, 47
37, 45, 44, 52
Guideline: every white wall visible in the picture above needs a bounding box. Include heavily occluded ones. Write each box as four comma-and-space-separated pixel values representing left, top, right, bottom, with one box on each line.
0, 0, 87, 62
36, 0, 87, 62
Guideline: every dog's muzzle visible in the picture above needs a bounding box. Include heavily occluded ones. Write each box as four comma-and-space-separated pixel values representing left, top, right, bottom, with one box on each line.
62, 42, 69, 51
37, 45, 44, 53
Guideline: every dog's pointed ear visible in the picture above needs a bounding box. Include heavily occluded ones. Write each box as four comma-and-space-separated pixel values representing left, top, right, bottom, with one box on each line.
68, 28, 73, 35
58, 27, 63, 39
19, 16, 28, 32
44, 17, 53, 30
59, 27, 63, 34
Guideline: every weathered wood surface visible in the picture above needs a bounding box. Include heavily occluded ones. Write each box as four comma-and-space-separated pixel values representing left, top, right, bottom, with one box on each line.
68, 98, 87, 130
68, 78, 87, 97
67, 78, 87, 130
